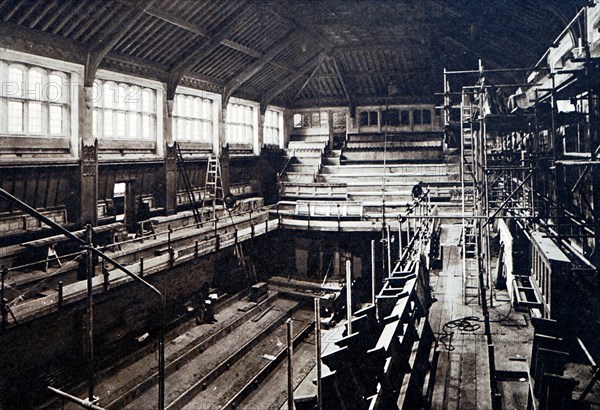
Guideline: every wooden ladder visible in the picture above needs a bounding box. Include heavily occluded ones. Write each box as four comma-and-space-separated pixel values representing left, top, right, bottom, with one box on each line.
461, 100, 480, 305
200, 155, 224, 221
175, 142, 202, 224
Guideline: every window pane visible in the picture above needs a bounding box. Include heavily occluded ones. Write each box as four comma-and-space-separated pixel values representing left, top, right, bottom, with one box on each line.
142, 115, 150, 138
142, 89, 153, 113
193, 98, 202, 119
124, 85, 139, 111
49, 105, 63, 135
422, 109, 432, 124
7, 101, 23, 133
116, 111, 126, 137
401, 110, 410, 125
186, 119, 193, 140
193, 120, 201, 141
369, 111, 378, 126
204, 99, 212, 120
104, 110, 114, 136
413, 109, 422, 124
293, 113, 301, 128
203, 121, 211, 142
359, 111, 369, 126
28, 101, 43, 133
104, 82, 116, 109
320, 111, 328, 127
117, 84, 127, 110
28, 70, 43, 100
48, 74, 64, 102
8, 66, 23, 98
128, 112, 138, 138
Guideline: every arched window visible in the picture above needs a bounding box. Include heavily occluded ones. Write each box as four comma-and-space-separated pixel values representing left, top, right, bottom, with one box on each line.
92, 79, 158, 140
263, 109, 282, 147
226, 102, 254, 147
0, 63, 70, 137
172, 91, 214, 144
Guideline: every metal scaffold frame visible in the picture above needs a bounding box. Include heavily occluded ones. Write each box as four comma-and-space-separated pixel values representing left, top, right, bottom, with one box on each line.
443, 60, 540, 307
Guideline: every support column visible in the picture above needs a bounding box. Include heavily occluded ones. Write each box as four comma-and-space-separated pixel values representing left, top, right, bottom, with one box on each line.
257, 106, 265, 156
589, 90, 600, 272
79, 85, 98, 227
328, 109, 334, 150
219, 104, 228, 156
161, 97, 177, 215
221, 145, 230, 195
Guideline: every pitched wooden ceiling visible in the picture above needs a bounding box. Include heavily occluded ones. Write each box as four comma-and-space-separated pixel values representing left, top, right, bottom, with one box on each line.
0, 0, 584, 108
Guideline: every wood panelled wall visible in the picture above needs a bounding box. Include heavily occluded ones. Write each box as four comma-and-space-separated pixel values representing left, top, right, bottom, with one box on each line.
0, 165, 77, 215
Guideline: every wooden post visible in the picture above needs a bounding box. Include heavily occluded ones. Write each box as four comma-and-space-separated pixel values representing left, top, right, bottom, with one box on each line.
58, 281, 63, 308
287, 318, 294, 410
315, 298, 322, 410
346, 259, 352, 335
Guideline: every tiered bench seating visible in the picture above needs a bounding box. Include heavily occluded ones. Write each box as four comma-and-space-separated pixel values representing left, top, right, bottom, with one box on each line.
342, 132, 444, 163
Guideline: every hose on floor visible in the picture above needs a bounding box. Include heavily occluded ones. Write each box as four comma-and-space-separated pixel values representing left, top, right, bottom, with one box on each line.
436, 316, 481, 351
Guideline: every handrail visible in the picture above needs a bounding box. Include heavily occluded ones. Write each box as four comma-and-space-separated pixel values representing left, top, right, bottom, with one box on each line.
278, 151, 295, 180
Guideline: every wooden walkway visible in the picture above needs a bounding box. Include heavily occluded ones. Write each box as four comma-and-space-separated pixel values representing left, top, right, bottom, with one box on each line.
429, 224, 492, 409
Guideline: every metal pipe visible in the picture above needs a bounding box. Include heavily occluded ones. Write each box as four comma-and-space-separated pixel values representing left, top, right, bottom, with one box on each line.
47, 386, 105, 410
85, 224, 95, 402
398, 219, 404, 257
314, 298, 322, 410
345, 259, 352, 335
1, 266, 6, 332
386, 225, 392, 277
287, 318, 294, 410
371, 239, 375, 305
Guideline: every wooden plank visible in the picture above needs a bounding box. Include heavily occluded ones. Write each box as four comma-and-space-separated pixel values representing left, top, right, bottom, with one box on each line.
431, 349, 449, 409
33, 172, 44, 209
476, 335, 492, 408
460, 347, 478, 408
46, 175, 59, 208
0, 136, 70, 150
447, 349, 461, 409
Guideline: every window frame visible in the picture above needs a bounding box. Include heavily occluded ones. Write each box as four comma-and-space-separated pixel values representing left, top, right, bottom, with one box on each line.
226, 97, 259, 153
0, 48, 81, 158
93, 69, 163, 154
263, 107, 284, 148
1, 62, 70, 138
172, 88, 216, 148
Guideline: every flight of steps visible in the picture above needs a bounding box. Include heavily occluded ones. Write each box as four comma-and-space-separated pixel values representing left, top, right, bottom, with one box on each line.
279, 134, 348, 200
279, 133, 463, 214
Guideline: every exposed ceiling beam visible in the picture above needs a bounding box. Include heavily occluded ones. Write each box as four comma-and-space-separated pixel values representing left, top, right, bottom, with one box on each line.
294, 56, 326, 99
268, 0, 335, 51
331, 57, 354, 107
0, 19, 86, 64
85, 0, 157, 85
261, 52, 326, 110
222, 30, 299, 107
316, 70, 421, 79
115, 0, 297, 76
166, 2, 249, 99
